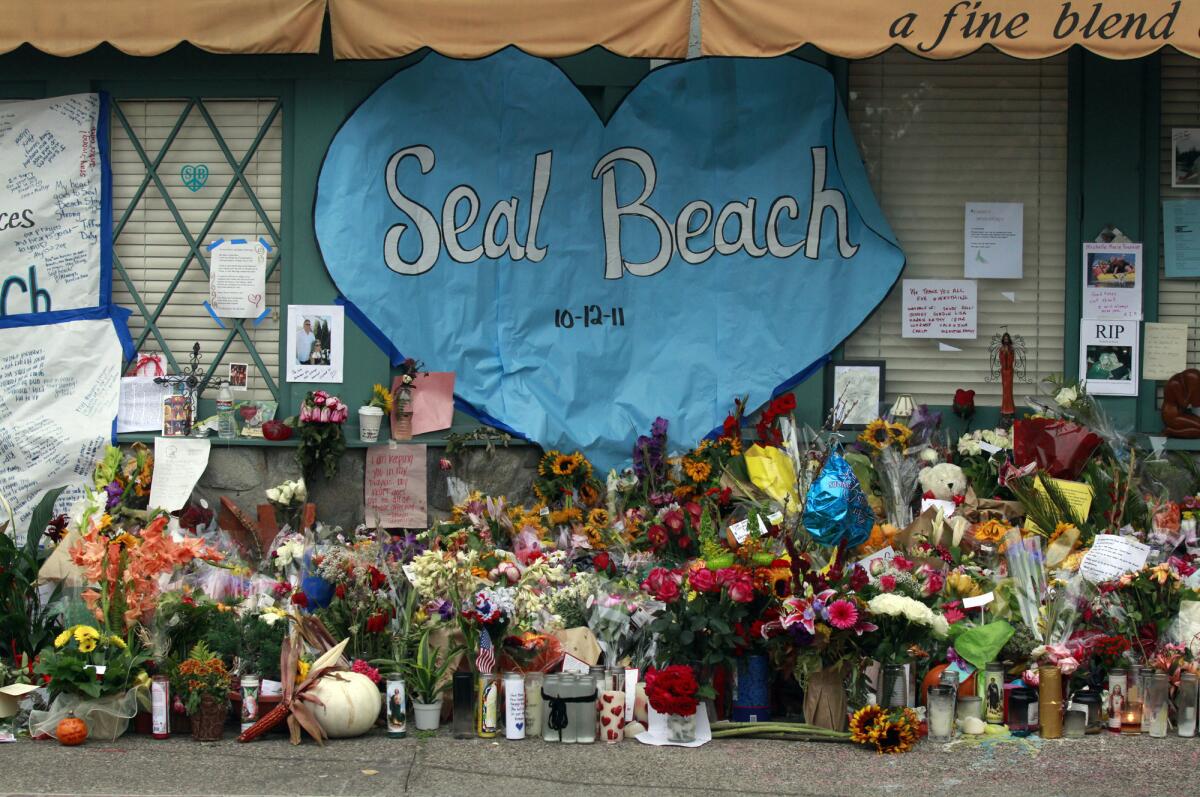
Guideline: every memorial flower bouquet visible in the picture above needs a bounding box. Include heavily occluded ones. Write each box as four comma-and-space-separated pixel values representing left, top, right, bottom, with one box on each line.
860, 592, 950, 664
89, 442, 154, 522
296, 390, 348, 479
36, 623, 147, 699
70, 514, 223, 635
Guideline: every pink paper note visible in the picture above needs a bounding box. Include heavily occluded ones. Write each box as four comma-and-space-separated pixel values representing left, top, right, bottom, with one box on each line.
364, 444, 427, 528
410, 372, 455, 436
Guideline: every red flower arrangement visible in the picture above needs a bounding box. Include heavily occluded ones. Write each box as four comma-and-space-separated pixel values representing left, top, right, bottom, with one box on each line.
645, 665, 702, 717
952, 388, 975, 420
754, 393, 797, 447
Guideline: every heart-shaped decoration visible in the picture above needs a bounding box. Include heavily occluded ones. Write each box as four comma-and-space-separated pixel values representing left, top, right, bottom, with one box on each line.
180, 163, 209, 192
515, 721, 523, 731
315, 50, 903, 469
601, 715, 612, 727
247, 293, 263, 307
610, 706, 622, 716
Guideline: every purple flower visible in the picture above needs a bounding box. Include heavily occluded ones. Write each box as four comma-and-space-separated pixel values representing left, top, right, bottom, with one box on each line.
633, 417, 669, 480
104, 480, 123, 509
431, 598, 455, 621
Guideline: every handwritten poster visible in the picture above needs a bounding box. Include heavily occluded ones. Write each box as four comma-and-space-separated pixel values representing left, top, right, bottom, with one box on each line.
365, 444, 427, 528
0, 95, 107, 320
1163, 200, 1200, 278
209, 239, 267, 318
964, 202, 1022, 279
0, 316, 123, 535
1083, 242, 1142, 320
1143, 322, 1189, 381
901, 279, 977, 339
285, 304, 344, 383
1079, 319, 1139, 397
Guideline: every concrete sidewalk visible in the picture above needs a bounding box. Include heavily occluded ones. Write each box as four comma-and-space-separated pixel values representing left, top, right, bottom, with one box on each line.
0, 730, 1194, 797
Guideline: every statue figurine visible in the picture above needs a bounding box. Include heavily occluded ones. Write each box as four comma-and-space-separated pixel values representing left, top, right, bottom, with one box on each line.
988, 330, 1028, 429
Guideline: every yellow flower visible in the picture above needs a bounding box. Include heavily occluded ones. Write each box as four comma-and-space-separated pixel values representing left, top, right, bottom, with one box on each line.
1049, 522, 1078, 548
552, 454, 578, 476
95, 513, 113, 531
109, 635, 127, 649
587, 508, 610, 527
682, 458, 712, 483
548, 507, 583, 526
888, 422, 912, 449
112, 531, 140, 548
74, 626, 100, 644
859, 419, 892, 451
972, 519, 1012, 545
538, 451, 562, 477
946, 572, 982, 598
371, 383, 394, 412
54, 628, 73, 648
297, 660, 311, 681
78, 638, 96, 654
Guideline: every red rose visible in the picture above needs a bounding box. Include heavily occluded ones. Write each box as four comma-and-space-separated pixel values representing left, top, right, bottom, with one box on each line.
642, 567, 682, 603
368, 566, 387, 591
953, 388, 976, 419
685, 502, 703, 529
663, 509, 685, 534
334, 584, 346, 599
647, 524, 669, 549
892, 555, 914, 572
593, 552, 612, 573
290, 591, 309, 608
727, 575, 755, 603
689, 567, 719, 593
645, 665, 701, 716
848, 565, 869, 592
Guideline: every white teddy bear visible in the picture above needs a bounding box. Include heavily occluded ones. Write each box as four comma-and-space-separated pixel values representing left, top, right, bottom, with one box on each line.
918, 462, 968, 501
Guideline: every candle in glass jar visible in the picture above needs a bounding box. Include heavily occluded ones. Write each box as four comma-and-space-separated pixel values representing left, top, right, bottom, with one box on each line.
1106, 669, 1127, 733
1121, 703, 1143, 735
1177, 673, 1198, 737
927, 685, 956, 742
1063, 706, 1087, 739
1007, 686, 1039, 736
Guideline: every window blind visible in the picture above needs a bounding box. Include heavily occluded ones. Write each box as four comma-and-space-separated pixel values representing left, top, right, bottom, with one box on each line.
1158, 50, 1200, 397
843, 50, 1067, 407
111, 99, 282, 402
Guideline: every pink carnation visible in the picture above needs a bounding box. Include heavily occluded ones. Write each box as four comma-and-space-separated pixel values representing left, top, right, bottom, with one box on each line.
879, 574, 896, 593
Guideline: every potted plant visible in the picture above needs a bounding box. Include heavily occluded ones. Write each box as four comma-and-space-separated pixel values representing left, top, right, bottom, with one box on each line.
359, 384, 392, 443
404, 630, 457, 731
33, 624, 148, 741
238, 610, 288, 697
172, 642, 233, 741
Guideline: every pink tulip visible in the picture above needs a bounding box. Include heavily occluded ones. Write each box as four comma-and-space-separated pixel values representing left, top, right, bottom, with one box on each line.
320, 406, 331, 422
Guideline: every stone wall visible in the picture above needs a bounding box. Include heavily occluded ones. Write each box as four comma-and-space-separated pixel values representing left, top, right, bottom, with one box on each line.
185, 443, 543, 530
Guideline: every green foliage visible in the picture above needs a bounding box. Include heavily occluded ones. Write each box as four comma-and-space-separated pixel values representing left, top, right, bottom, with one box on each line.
152, 592, 241, 668
0, 487, 65, 662
394, 629, 458, 704
35, 625, 149, 700
238, 614, 287, 679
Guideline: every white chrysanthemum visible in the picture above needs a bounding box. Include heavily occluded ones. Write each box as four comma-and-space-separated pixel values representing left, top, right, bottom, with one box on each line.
957, 436, 982, 456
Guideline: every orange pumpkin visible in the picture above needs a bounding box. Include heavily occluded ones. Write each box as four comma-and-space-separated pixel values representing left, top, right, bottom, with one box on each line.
56, 713, 88, 746
921, 663, 977, 705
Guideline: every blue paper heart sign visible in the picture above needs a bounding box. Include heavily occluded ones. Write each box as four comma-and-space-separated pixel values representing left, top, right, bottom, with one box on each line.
315, 49, 904, 470
181, 163, 208, 191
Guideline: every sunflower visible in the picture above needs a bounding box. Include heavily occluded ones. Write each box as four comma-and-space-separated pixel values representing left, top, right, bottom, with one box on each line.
584, 525, 607, 550
569, 452, 592, 480
551, 454, 578, 476
849, 705, 885, 743
548, 506, 583, 526
859, 419, 892, 451
727, 437, 743, 456
109, 635, 127, 649
78, 638, 96, 654
538, 451, 562, 477
587, 508, 610, 527
673, 485, 697, 501
1049, 522, 1078, 547
578, 481, 601, 507
54, 628, 73, 648
74, 625, 100, 644
112, 531, 141, 548
874, 709, 920, 754
682, 458, 712, 483
887, 422, 912, 449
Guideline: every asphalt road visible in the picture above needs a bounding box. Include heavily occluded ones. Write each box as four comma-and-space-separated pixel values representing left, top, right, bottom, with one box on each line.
1, 730, 1196, 797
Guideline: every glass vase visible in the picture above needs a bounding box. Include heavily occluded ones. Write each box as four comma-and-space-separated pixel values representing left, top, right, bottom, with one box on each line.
880, 664, 908, 708
666, 712, 697, 743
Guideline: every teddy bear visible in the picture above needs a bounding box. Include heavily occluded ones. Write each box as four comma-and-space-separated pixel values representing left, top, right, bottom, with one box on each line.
918, 461, 968, 502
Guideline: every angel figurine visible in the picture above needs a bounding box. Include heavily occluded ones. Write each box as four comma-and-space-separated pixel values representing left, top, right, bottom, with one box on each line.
987, 329, 1029, 428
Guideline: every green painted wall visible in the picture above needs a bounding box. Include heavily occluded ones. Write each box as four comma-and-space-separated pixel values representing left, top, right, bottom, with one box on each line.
0, 41, 1170, 446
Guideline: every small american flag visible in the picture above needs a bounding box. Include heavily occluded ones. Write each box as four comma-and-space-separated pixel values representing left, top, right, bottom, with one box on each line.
476, 626, 496, 674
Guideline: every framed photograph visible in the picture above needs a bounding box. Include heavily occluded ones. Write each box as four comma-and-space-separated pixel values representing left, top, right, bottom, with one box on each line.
1079, 319, 1138, 397
286, 304, 344, 383
228, 362, 248, 390
825, 360, 886, 429
1173, 128, 1200, 188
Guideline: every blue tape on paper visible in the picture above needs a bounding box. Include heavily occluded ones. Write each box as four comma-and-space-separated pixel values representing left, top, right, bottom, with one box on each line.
259, 237, 273, 252
231, 238, 247, 245
207, 238, 225, 251
202, 301, 226, 329
253, 307, 271, 326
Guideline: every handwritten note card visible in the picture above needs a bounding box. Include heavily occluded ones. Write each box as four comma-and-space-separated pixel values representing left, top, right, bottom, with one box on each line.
209, 240, 267, 318
365, 444, 427, 528
1083, 242, 1142, 320
1080, 534, 1150, 584
901, 279, 977, 339
117, 377, 171, 433
1143, 322, 1189, 381
148, 437, 210, 513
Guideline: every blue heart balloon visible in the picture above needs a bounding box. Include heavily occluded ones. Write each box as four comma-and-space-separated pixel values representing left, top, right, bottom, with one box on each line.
315, 49, 903, 470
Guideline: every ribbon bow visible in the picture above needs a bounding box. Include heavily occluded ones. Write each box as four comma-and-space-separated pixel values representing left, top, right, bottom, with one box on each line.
543, 688, 597, 742
134, 352, 164, 377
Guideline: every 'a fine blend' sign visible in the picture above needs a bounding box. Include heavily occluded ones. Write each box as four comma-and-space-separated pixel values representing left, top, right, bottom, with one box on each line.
315, 50, 905, 468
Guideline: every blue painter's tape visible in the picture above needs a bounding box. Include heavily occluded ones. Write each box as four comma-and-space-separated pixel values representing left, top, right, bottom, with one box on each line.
336, 296, 405, 366
206, 238, 225, 251
231, 238, 247, 245
259, 237, 273, 252
202, 301, 226, 329
253, 306, 271, 326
